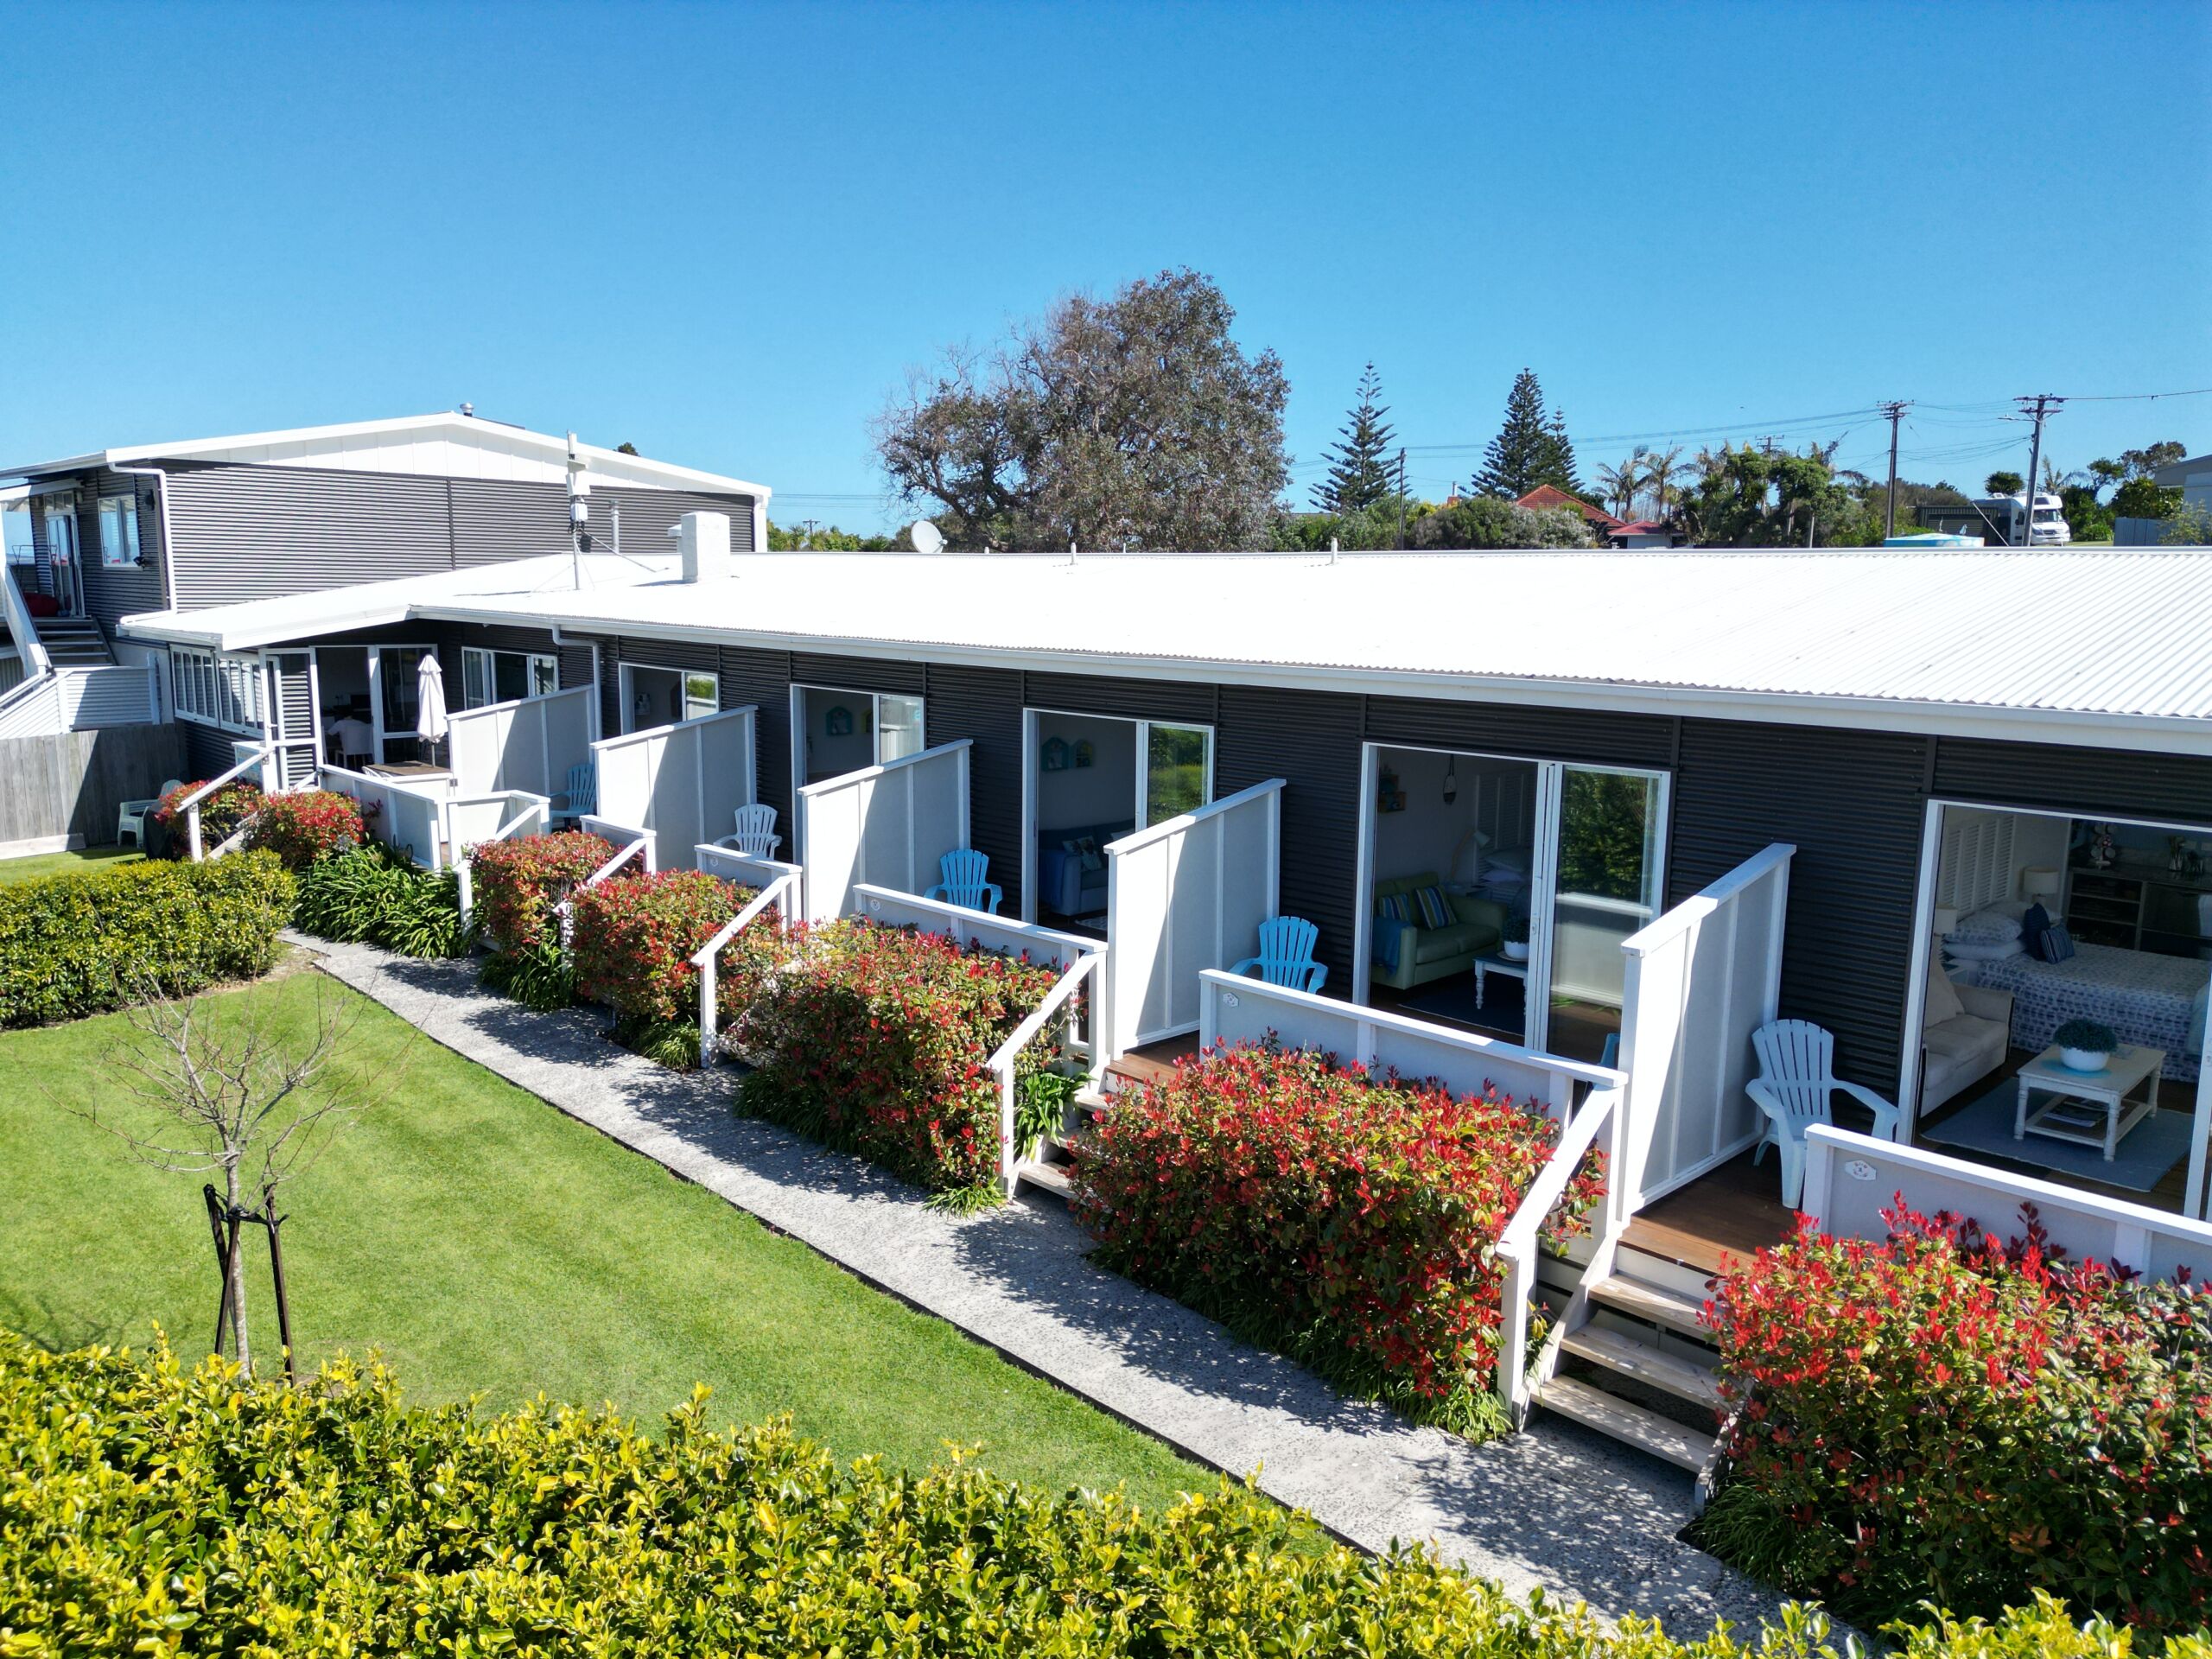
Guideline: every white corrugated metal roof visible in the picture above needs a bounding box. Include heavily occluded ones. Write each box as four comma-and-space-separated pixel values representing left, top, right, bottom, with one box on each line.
1, 413, 770, 500
125, 544, 2212, 748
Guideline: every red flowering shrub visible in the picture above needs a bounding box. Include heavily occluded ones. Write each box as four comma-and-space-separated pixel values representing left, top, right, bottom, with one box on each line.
240, 789, 365, 869
467, 831, 613, 953
734, 919, 1063, 1204
151, 779, 263, 856
569, 869, 780, 1029
1700, 1204, 2211, 1637
1071, 1042, 1599, 1434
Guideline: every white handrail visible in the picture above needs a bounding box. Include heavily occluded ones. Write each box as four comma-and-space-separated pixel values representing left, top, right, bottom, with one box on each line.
554, 823, 654, 951
1492, 1082, 1628, 1421
1100, 776, 1283, 858
181, 743, 274, 861
0, 572, 51, 681
988, 950, 1103, 1198
690, 868, 804, 1066
445, 792, 550, 925
791, 735, 974, 801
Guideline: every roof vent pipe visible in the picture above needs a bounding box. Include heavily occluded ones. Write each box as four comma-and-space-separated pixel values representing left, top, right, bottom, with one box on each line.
672, 511, 732, 583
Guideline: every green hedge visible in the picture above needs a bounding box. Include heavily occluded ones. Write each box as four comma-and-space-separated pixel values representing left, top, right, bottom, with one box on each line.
0, 850, 293, 1026
0, 1334, 2177, 1658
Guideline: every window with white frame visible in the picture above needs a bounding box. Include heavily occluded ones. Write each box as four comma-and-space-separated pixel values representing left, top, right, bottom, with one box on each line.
461, 646, 558, 709
168, 645, 264, 734
98, 496, 141, 568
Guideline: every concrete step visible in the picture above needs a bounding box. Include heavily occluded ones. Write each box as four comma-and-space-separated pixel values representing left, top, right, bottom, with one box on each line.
1586, 1274, 1712, 1342
1536, 1374, 1715, 1473
1014, 1159, 1073, 1200
1561, 1324, 1723, 1409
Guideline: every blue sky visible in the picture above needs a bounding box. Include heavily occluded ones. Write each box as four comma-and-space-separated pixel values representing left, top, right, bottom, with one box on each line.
4, 1, 2207, 529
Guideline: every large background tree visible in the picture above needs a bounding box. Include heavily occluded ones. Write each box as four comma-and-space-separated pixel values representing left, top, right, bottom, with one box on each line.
1676, 443, 1873, 547
1313, 363, 1396, 513
874, 270, 1289, 550
1473, 369, 1581, 498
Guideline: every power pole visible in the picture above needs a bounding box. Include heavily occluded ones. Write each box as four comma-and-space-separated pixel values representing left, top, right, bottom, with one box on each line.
1395, 448, 1408, 549
1878, 400, 1910, 539
2015, 394, 2063, 548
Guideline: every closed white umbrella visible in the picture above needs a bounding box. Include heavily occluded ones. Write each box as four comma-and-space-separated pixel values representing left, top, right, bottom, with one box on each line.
415, 652, 448, 760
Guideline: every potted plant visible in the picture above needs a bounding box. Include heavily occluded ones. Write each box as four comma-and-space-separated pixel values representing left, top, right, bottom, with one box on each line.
2052, 1018, 2120, 1072
1501, 916, 1530, 963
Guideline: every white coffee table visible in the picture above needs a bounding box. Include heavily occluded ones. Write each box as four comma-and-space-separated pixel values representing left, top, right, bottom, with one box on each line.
2013, 1044, 2164, 1162
1471, 951, 1529, 1010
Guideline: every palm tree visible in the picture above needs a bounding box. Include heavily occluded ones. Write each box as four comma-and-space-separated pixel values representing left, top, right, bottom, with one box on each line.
1638, 445, 1693, 522
1596, 455, 1643, 518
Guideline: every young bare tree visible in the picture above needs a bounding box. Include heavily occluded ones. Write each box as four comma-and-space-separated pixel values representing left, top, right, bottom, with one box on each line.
82, 979, 388, 1378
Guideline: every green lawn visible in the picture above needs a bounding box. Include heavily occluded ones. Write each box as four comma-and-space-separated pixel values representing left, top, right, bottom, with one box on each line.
0, 846, 143, 884
0, 971, 1211, 1509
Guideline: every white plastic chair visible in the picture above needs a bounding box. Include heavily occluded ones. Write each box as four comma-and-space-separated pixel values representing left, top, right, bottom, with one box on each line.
713, 804, 781, 858
1746, 1019, 1899, 1207
118, 779, 181, 848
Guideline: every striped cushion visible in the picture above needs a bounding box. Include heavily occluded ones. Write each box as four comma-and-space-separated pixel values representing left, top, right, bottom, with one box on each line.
1376, 892, 1411, 925
1413, 885, 1454, 930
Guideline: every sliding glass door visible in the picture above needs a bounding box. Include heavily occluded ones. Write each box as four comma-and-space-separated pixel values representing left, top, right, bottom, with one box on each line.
1143, 722, 1211, 827
1533, 765, 1669, 1062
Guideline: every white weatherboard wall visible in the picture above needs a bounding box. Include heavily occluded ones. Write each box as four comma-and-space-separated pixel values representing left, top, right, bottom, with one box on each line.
798, 741, 971, 923
1617, 843, 1794, 1208
1201, 970, 1621, 1122
1106, 781, 1282, 1053
590, 705, 755, 874
448, 685, 594, 799
1804, 1127, 2212, 1284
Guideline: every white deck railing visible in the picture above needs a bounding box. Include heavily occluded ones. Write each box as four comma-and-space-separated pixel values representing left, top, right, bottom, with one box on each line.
1104, 779, 1282, 1056
1495, 1082, 1630, 1421
1618, 842, 1795, 1208
579, 815, 656, 872
798, 739, 971, 923
1199, 969, 1623, 1116
444, 791, 551, 925
554, 822, 655, 952
321, 763, 456, 871
853, 883, 1107, 1080
447, 684, 594, 799
690, 867, 804, 1066
591, 704, 756, 874
0, 575, 50, 683
696, 842, 806, 902
1802, 1126, 2212, 1283
180, 743, 276, 861
989, 951, 1105, 1197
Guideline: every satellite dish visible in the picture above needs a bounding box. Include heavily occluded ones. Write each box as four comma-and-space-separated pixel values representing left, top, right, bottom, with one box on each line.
909, 519, 945, 556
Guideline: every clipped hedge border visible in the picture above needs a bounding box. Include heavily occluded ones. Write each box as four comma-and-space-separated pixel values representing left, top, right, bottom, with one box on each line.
0, 850, 294, 1027
0, 1333, 2173, 1658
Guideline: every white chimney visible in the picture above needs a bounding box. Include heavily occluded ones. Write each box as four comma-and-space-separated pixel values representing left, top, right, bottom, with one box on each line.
671, 511, 732, 582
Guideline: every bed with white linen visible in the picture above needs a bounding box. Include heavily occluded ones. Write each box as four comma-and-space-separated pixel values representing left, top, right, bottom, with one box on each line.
1965, 942, 2209, 1084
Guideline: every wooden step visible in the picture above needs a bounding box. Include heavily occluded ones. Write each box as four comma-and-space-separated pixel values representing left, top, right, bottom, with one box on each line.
1536, 1374, 1715, 1472
1586, 1274, 1712, 1341
1014, 1159, 1072, 1200
1561, 1324, 1723, 1409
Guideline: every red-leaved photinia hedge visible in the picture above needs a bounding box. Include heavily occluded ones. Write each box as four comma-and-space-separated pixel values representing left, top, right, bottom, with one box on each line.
241, 788, 365, 870
734, 918, 1064, 1203
1700, 1205, 2211, 1637
569, 869, 770, 1028
1071, 1042, 1598, 1435
467, 831, 614, 953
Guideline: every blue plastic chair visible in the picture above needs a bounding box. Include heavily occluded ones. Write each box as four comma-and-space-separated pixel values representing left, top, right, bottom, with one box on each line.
1232, 916, 1328, 994
924, 848, 1003, 914
561, 761, 597, 825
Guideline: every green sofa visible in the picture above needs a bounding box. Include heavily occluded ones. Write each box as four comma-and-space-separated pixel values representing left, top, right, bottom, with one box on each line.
1369, 872, 1508, 992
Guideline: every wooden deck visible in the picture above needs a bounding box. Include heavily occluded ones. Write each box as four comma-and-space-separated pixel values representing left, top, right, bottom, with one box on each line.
1623, 1154, 1796, 1277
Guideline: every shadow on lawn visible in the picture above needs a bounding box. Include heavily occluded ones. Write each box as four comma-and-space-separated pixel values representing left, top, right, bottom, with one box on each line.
0, 1287, 132, 1355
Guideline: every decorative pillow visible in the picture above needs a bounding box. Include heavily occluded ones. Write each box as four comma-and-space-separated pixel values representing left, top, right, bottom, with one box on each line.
1950, 903, 2026, 944
1062, 836, 1103, 872
2038, 919, 2075, 963
1376, 892, 1412, 925
1413, 885, 1454, 930
1941, 937, 2024, 963
1923, 948, 1966, 1025
2020, 902, 2052, 959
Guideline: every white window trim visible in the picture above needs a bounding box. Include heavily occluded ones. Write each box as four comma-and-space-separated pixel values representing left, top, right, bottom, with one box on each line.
1016, 706, 1217, 923
788, 683, 930, 801
98, 495, 141, 569
168, 645, 265, 736
620, 660, 721, 734
461, 645, 559, 711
